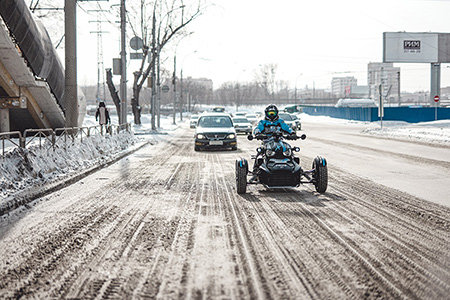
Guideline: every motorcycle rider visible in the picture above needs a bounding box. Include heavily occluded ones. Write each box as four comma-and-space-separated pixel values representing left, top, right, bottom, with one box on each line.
250, 104, 296, 181
253, 104, 295, 137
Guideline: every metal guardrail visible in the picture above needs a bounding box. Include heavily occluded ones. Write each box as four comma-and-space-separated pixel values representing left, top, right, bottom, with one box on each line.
23, 128, 54, 151
0, 123, 131, 158
0, 131, 22, 156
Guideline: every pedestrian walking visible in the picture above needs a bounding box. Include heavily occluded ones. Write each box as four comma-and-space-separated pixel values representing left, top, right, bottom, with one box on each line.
95, 101, 111, 133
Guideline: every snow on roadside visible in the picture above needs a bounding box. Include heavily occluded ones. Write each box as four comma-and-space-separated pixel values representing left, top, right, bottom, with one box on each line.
0, 128, 138, 201
361, 120, 450, 145
299, 113, 450, 145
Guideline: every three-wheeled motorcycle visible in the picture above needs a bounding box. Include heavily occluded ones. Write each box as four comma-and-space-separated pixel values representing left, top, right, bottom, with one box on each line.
235, 131, 328, 194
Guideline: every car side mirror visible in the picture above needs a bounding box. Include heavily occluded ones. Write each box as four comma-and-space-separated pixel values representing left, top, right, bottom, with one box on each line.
300, 134, 306, 140
247, 135, 254, 141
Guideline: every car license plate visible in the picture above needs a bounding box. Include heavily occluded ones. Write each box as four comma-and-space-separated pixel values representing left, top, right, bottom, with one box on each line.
209, 140, 223, 145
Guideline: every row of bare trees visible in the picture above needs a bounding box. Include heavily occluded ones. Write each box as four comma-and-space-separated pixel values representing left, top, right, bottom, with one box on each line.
27, 1, 320, 122
27, 0, 207, 126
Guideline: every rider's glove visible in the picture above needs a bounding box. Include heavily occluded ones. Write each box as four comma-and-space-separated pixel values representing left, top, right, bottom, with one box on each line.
254, 133, 264, 140
288, 133, 297, 140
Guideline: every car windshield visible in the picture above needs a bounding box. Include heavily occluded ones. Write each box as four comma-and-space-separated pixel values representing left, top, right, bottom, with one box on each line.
279, 113, 293, 121
233, 118, 249, 123
191, 115, 199, 120
198, 116, 233, 127
246, 114, 256, 118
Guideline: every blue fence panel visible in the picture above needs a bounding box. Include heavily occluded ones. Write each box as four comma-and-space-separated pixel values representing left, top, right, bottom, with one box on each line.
381, 107, 450, 123
303, 107, 374, 121
303, 106, 450, 123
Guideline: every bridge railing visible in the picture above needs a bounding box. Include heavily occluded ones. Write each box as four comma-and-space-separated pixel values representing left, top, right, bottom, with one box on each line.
1, 123, 131, 158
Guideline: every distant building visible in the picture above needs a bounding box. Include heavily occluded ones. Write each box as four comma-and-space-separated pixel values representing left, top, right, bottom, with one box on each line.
348, 85, 369, 99
368, 62, 400, 105
186, 77, 213, 90
331, 77, 357, 98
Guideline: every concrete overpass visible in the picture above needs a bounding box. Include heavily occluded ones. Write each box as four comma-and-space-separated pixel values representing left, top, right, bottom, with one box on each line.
0, 0, 85, 133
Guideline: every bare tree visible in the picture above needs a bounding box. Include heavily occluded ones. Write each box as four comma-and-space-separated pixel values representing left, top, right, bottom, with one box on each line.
124, 0, 205, 125
25, 0, 206, 125
254, 63, 278, 98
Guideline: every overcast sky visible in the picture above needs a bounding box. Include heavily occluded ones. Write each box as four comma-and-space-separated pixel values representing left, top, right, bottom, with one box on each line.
66, 0, 450, 91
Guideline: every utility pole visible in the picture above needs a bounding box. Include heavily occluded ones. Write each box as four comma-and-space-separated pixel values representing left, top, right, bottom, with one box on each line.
173, 55, 177, 125
156, 42, 161, 128
151, 11, 157, 130
64, 0, 78, 128
89, 10, 108, 103
378, 84, 384, 129
397, 71, 401, 105
120, 0, 127, 125
180, 69, 184, 114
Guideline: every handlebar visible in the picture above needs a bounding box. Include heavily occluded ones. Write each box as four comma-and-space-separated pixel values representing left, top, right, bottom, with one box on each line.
247, 133, 306, 141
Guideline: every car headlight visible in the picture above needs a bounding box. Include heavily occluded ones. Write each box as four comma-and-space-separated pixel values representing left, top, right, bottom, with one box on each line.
283, 149, 292, 157
227, 134, 236, 139
266, 149, 275, 157
197, 134, 206, 139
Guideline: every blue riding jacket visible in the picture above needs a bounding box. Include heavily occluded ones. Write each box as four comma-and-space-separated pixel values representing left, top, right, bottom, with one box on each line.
253, 118, 294, 136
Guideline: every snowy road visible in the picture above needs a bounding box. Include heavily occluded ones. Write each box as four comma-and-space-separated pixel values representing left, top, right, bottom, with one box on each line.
0, 122, 449, 299
300, 121, 450, 208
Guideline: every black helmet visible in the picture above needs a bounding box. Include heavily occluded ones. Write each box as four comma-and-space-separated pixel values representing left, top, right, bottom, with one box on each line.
265, 104, 279, 121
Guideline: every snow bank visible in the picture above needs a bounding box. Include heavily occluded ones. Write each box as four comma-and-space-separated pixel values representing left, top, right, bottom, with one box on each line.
0, 130, 141, 203
361, 120, 450, 145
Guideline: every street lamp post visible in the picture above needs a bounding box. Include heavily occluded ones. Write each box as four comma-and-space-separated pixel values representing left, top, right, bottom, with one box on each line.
172, 55, 177, 125
294, 73, 302, 103
172, 33, 193, 125
64, 0, 78, 128
120, 0, 127, 125
180, 50, 197, 119
235, 69, 246, 112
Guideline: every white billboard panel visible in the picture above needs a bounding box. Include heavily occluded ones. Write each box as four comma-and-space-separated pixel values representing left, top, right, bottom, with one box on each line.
383, 32, 439, 63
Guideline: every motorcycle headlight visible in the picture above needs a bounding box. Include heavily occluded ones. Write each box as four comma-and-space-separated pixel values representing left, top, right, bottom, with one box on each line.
266, 149, 275, 157
227, 134, 236, 139
197, 134, 206, 139
283, 149, 292, 157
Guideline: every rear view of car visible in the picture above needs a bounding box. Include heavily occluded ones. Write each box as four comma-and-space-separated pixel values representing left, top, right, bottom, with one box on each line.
194, 113, 237, 151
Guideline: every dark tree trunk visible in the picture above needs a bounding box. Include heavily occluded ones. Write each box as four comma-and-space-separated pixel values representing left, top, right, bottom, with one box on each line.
131, 71, 142, 125
106, 69, 121, 120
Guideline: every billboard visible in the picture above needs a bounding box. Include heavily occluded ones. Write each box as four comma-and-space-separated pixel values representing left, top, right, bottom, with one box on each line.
383, 32, 450, 63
